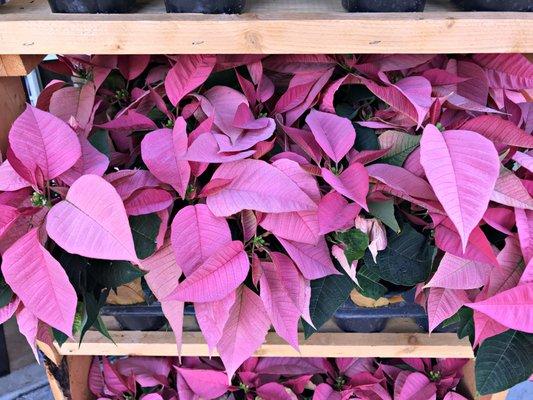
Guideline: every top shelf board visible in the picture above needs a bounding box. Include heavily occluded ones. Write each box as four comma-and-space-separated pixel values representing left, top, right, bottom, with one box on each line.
0, 0, 532, 54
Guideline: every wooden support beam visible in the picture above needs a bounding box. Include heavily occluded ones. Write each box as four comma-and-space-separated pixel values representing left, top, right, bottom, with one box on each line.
0, 76, 26, 155
68, 356, 93, 400
0, 55, 43, 77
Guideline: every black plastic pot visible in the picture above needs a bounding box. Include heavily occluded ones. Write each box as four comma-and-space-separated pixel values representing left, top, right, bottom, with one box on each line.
342, 0, 426, 12
165, 0, 246, 13
452, 0, 531, 11
101, 304, 166, 331
334, 289, 428, 333
47, 0, 136, 13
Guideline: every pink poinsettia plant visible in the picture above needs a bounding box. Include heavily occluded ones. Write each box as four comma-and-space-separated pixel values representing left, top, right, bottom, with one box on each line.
0, 53, 531, 394
88, 355, 470, 400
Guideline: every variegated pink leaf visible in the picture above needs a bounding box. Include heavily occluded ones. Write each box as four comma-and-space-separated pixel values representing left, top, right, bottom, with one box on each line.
46, 175, 139, 264
15, 306, 39, 359
2, 229, 76, 336
141, 119, 191, 199
420, 125, 499, 250
168, 241, 249, 302
515, 208, 532, 264
124, 188, 173, 216
195, 292, 236, 354
170, 204, 231, 277
460, 115, 533, 148
491, 168, 533, 210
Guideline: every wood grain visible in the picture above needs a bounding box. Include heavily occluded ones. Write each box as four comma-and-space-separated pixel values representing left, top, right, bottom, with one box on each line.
0, 76, 25, 155
0, 55, 43, 76
57, 331, 475, 358
0, 0, 531, 54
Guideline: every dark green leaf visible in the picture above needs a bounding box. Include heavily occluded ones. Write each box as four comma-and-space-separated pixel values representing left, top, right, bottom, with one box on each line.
88, 130, 111, 159
88, 260, 144, 288
476, 330, 533, 395
335, 103, 357, 120
129, 213, 161, 260
368, 200, 400, 233
335, 229, 369, 265
456, 307, 474, 341
0, 283, 13, 308
52, 328, 69, 347
354, 125, 379, 151
303, 274, 354, 339
94, 315, 114, 344
356, 264, 387, 300
364, 224, 432, 286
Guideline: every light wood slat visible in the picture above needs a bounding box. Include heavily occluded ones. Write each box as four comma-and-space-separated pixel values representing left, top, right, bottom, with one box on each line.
57, 331, 475, 358
0, 0, 531, 54
0, 76, 26, 155
0, 55, 43, 76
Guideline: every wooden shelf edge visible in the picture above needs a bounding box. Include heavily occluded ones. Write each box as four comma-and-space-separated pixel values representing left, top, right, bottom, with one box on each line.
56, 331, 475, 359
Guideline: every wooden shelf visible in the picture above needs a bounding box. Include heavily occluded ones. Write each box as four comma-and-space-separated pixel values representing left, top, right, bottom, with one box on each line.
57, 331, 474, 358
0, 0, 531, 54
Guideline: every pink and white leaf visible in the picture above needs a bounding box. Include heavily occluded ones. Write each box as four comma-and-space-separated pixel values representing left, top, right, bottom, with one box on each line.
322, 163, 369, 210
165, 55, 216, 106
427, 288, 469, 332
425, 253, 492, 290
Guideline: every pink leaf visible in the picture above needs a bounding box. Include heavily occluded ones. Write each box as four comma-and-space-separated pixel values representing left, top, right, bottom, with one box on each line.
515, 208, 532, 264
513, 151, 533, 172
322, 163, 369, 210
257, 382, 297, 400
467, 284, 533, 333
185, 132, 255, 163
49, 84, 96, 132
259, 260, 301, 350
483, 237, 524, 298
427, 288, 469, 332
420, 125, 499, 250
318, 191, 361, 235
396, 372, 436, 400
217, 287, 271, 381
9, 105, 81, 181
88, 357, 105, 396
460, 115, 533, 148
106, 169, 160, 200
483, 207, 515, 235
141, 119, 191, 199
491, 168, 533, 210
472, 54, 533, 90
117, 55, 150, 80
143, 243, 185, 351
195, 291, 236, 354
0, 205, 19, 238
58, 137, 109, 186
434, 217, 498, 266
124, 188, 173, 217
206, 159, 316, 217
102, 358, 130, 395
46, 175, 139, 264
473, 310, 507, 347
176, 368, 228, 399
261, 210, 319, 245
2, 229, 76, 336
15, 307, 39, 359
312, 384, 341, 400
241, 210, 257, 242
0, 160, 30, 191
367, 163, 436, 201
165, 55, 216, 106
278, 237, 339, 280
0, 297, 20, 325
170, 204, 231, 276
425, 253, 492, 290
305, 109, 356, 163
116, 357, 171, 387
168, 241, 249, 302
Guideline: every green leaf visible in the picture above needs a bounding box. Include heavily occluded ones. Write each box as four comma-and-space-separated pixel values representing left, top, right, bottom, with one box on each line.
129, 213, 161, 260
335, 229, 369, 265
0, 282, 14, 308
456, 307, 474, 341
88, 130, 111, 159
94, 315, 114, 344
52, 328, 69, 347
378, 130, 421, 166
354, 125, 379, 151
335, 103, 357, 120
364, 223, 433, 286
303, 274, 354, 339
476, 330, 533, 395
368, 200, 400, 233
88, 260, 144, 289
356, 264, 387, 300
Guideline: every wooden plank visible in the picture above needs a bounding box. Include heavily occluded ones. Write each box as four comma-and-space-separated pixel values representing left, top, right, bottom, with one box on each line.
0, 76, 26, 155
0, 0, 531, 54
57, 331, 474, 358
0, 55, 43, 76
68, 356, 93, 400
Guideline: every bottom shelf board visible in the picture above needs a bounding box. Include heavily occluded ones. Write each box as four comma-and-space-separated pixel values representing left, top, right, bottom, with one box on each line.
57, 331, 474, 358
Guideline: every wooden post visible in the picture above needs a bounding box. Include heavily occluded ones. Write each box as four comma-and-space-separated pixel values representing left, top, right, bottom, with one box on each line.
67, 356, 93, 400
0, 76, 25, 155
